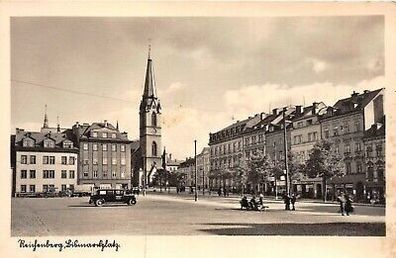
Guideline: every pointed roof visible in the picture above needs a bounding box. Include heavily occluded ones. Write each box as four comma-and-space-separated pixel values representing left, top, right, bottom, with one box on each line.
142, 56, 157, 99
43, 104, 49, 128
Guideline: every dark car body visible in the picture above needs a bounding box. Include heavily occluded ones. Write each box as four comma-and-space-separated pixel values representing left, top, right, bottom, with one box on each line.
89, 189, 137, 207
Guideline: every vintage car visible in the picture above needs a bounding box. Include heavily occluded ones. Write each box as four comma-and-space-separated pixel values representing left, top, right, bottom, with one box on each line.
89, 189, 137, 207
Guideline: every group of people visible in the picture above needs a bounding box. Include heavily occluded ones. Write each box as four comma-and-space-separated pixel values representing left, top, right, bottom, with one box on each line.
282, 192, 297, 211
337, 192, 354, 216
240, 193, 267, 211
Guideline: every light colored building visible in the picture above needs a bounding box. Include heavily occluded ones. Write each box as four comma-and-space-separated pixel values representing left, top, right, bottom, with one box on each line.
196, 147, 210, 190
363, 119, 385, 203
72, 121, 132, 189
321, 88, 384, 201
177, 158, 195, 190
12, 128, 78, 196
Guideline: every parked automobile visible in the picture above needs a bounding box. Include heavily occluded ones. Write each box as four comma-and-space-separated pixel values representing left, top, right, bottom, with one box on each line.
89, 189, 137, 207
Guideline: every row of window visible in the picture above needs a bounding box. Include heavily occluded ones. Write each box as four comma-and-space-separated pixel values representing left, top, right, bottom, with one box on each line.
323, 121, 361, 138
82, 171, 125, 178
212, 141, 242, 156
20, 169, 75, 179
83, 157, 126, 165
22, 139, 74, 149
91, 131, 117, 139
83, 143, 126, 152
20, 155, 76, 165
19, 184, 75, 193
293, 132, 319, 144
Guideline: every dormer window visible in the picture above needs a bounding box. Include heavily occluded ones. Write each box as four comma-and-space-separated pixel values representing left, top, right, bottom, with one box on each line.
102, 132, 108, 138
112, 133, 116, 139
63, 141, 73, 149
92, 132, 98, 138
43, 139, 55, 148
22, 138, 34, 147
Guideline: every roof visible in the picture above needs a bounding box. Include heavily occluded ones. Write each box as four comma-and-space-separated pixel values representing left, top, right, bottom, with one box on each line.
13, 129, 77, 150
364, 118, 385, 139
333, 88, 383, 114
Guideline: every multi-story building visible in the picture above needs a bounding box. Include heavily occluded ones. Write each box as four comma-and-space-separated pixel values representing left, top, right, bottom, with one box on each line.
72, 121, 132, 189
208, 115, 261, 189
289, 103, 327, 198
11, 127, 79, 196
177, 157, 195, 190
363, 119, 385, 203
196, 147, 210, 191
320, 89, 384, 201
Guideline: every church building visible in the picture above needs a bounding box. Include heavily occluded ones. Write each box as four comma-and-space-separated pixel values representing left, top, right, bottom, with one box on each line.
132, 48, 162, 187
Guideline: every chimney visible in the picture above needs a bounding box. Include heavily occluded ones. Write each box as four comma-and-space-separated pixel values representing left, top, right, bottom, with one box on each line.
295, 105, 302, 116
351, 91, 359, 103
104, 120, 108, 127
169, 153, 172, 160
312, 102, 318, 115
364, 90, 370, 94
260, 112, 266, 120
327, 106, 334, 116
272, 108, 278, 116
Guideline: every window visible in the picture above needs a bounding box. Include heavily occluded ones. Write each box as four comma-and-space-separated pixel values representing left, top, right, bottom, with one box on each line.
297, 122, 304, 128
112, 158, 117, 165
112, 144, 117, 152
376, 145, 383, 157
92, 132, 98, 138
306, 119, 313, 125
356, 142, 362, 152
112, 133, 116, 139
29, 170, 36, 179
345, 144, 351, 153
366, 146, 372, 157
61, 185, 67, 191
69, 156, 75, 165
43, 170, 55, 179
69, 184, 75, 191
20, 185, 27, 193
43, 156, 49, 164
83, 143, 88, 150
102, 132, 108, 138
346, 162, 352, 174
103, 157, 108, 165
324, 129, 330, 139
152, 141, 157, 156
355, 121, 361, 132
344, 123, 350, 133
20, 170, 27, 179
30, 155, 36, 164
93, 158, 98, 165
43, 139, 55, 148
152, 112, 157, 127
334, 145, 340, 154
121, 171, 125, 178
333, 127, 339, 136
102, 144, 107, 151
21, 155, 27, 164
83, 171, 89, 177
43, 185, 49, 193
69, 170, 75, 179
103, 170, 108, 178
367, 166, 374, 179
63, 141, 73, 148
377, 168, 384, 180
93, 143, 98, 151
121, 158, 126, 165
61, 170, 67, 179
49, 156, 55, 164
121, 145, 125, 152
112, 171, 117, 178
29, 185, 35, 193
93, 170, 98, 178
357, 163, 363, 174
61, 156, 67, 165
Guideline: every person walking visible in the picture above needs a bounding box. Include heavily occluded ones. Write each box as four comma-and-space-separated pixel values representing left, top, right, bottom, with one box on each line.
283, 192, 291, 210
345, 194, 353, 216
337, 192, 346, 216
291, 194, 297, 211
217, 187, 222, 197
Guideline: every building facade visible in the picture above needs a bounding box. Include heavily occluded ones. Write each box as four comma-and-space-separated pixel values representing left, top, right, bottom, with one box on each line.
321, 89, 384, 201
196, 147, 210, 191
12, 128, 79, 196
72, 121, 132, 189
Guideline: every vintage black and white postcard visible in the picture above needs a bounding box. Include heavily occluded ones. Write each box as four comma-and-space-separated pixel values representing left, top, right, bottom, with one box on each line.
1, 2, 395, 258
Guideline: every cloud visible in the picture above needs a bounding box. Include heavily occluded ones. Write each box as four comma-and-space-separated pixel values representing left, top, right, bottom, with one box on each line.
309, 58, 328, 73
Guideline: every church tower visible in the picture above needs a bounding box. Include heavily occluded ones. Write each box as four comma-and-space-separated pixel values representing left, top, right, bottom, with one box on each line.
139, 46, 162, 184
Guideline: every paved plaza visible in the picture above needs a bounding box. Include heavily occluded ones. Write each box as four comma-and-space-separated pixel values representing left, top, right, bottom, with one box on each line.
11, 194, 385, 236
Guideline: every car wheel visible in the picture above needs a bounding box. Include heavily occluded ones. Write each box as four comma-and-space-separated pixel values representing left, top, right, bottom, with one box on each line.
95, 199, 104, 207
128, 199, 136, 205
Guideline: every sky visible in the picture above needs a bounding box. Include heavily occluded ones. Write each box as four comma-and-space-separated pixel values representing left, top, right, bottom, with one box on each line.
11, 16, 384, 159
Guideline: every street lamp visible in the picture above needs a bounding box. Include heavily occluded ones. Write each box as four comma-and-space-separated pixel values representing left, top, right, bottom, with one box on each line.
194, 140, 198, 202
283, 107, 291, 196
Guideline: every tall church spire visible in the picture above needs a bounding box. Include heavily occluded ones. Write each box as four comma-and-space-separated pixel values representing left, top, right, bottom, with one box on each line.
142, 45, 157, 99
43, 104, 49, 128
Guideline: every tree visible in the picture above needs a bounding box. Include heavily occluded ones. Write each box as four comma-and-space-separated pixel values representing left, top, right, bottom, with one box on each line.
305, 140, 345, 202
233, 156, 249, 195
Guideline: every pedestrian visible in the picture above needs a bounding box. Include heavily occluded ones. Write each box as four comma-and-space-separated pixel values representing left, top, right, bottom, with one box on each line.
176, 186, 179, 194
337, 192, 346, 216
345, 194, 353, 216
291, 194, 296, 210
218, 187, 222, 197
282, 192, 291, 210
259, 193, 264, 206
250, 196, 258, 210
